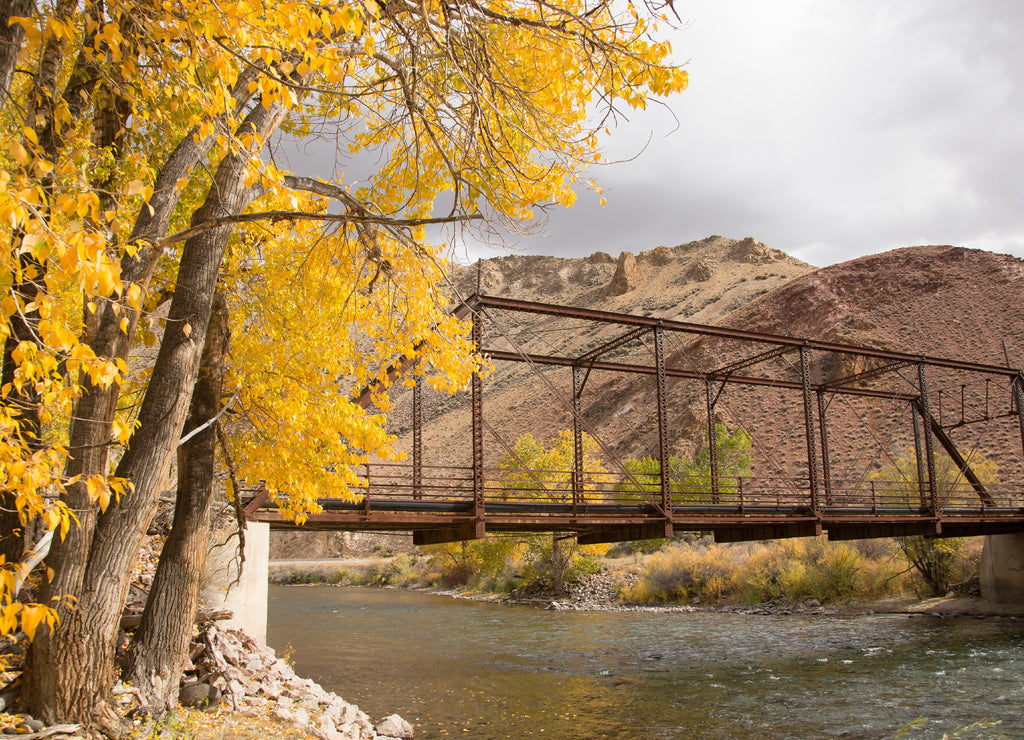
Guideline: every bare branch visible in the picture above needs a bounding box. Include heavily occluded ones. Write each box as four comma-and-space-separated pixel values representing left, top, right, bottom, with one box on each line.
157, 209, 483, 247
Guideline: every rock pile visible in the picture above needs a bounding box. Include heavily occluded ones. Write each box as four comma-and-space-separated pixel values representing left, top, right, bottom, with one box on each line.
120, 624, 414, 740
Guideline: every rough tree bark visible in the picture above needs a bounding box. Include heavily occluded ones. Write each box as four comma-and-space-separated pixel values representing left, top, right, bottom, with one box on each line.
123, 293, 229, 710
23, 99, 287, 735
0, 0, 33, 114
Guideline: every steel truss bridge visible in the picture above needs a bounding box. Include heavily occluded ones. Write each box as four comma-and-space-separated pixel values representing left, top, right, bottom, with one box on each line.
247, 294, 1024, 545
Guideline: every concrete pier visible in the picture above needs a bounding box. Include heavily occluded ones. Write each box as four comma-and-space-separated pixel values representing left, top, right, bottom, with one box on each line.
980, 533, 1024, 603
200, 521, 270, 643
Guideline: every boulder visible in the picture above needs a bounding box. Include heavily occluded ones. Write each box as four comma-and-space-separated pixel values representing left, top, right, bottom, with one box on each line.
179, 682, 221, 710
375, 714, 415, 739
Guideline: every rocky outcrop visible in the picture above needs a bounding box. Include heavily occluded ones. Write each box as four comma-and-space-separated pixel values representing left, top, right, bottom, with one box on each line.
730, 236, 773, 263
607, 251, 639, 295
686, 259, 713, 282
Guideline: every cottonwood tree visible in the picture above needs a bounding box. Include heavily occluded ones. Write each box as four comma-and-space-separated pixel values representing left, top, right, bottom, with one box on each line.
0, 0, 686, 733
498, 430, 609, 592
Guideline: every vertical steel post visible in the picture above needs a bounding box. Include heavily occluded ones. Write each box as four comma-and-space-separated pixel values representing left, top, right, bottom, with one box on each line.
918, 362, 939, 515
800, 345, 821, 513
413, 379, 423, 500
1013, 374, 1024, 462
572, 365, 584, 515
816, 390, 832, 505
705, 379, 720, 503
471, 314, 485, 538
911, 402, 927, 508
654, 327, 672, 535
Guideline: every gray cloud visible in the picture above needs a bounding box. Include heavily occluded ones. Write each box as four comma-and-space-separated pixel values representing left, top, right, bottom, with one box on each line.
481, 0, 1024, 267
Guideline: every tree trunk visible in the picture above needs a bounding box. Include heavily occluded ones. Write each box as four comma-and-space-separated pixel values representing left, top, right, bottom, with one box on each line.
123, 294, 228, 711
0, 0, 33, 114
22, 100, 287, 735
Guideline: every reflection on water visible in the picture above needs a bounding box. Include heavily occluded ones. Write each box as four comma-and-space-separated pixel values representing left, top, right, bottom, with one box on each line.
267, 586, 1024, 739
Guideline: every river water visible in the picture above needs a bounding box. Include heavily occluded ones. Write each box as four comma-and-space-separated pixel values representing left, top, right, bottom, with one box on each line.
267, 586, 1023, 739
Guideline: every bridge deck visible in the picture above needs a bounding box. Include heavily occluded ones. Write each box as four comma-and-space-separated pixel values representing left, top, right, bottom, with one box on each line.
246, 463, 1024, 544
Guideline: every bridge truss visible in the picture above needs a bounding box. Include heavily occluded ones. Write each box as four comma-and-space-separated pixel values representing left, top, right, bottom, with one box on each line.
248, 294, 1024, 544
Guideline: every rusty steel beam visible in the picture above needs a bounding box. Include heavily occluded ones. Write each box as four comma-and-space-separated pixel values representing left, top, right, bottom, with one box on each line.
913, 400, 995, 506
470, 295, 1022, 377
577, 523, 673, 545
413, 379, 422, 500
801, 346, 822, 513
413, 524, 478, 546
242, 484, 270, 520
709, 344, 796, 378
572, 365, 584, 513
482, 349, 921, 401
918, 363, 939, 514
1014, 375, 1024, 460
577, 325, 651, 364
820, 360, 915, 390
817, 390, 833, 505
714, 522, 821, 543
654, 327, 673, 537
706, 379, 720, 502
471, 314, 485, 539
912, 402, 927, 507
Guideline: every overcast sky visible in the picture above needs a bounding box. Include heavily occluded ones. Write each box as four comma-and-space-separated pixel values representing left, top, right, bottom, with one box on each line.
458, 0, 1024, 268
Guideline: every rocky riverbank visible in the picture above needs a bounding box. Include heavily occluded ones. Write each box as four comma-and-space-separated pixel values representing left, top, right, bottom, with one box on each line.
473, 571, 1024, 619
0, 622, 415, 740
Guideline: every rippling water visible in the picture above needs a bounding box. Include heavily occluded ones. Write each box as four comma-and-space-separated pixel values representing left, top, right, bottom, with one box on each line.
267, 586, 1024, 739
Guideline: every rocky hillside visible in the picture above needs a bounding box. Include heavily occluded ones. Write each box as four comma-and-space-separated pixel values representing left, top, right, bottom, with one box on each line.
450, 235, 813, 324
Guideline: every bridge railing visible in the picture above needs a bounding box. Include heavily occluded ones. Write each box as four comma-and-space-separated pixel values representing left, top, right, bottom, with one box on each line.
352, 463, 1024, 515
825, 479, 1024, 511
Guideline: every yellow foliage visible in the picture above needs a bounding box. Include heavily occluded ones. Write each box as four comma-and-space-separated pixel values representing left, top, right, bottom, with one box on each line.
0, 0, 686, 647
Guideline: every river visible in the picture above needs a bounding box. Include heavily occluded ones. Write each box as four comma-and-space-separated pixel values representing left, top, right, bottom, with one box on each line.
267, 586, 1023, 739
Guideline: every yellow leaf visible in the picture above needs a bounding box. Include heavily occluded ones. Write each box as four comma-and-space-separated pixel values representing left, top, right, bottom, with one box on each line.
182, 323, 192, 338
8, 141, 28, 165
20, 604, 42, 640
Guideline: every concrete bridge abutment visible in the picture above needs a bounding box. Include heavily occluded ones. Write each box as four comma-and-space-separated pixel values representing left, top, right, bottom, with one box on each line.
980, 533, 1024, 603
200, 521, 270, 643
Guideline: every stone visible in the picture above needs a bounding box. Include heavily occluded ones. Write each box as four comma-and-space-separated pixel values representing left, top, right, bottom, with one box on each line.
272, 707, 295, 725
685, 260, 712, 282
375, 714, 415, 739
179, 682, 221, 710
588, 251, 614, 264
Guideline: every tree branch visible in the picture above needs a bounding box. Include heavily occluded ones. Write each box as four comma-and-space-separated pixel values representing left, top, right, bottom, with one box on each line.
157, 209, 483, 246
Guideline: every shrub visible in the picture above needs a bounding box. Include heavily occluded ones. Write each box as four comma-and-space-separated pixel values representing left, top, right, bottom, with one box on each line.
621, 544, 741, 604
624, 536, 910, 606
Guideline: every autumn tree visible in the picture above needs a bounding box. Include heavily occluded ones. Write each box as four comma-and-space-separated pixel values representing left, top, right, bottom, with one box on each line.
498, 430, 609, 592
870, 451, 996, 596
0, 0, 686, 732
613, 424, 752, 503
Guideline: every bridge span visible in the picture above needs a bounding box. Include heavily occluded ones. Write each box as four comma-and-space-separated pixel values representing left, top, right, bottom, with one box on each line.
246, 294, 1024, 546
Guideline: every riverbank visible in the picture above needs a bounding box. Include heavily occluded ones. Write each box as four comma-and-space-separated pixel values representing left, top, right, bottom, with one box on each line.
271, 558, 1024, 619
491, 572, 1024, 618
